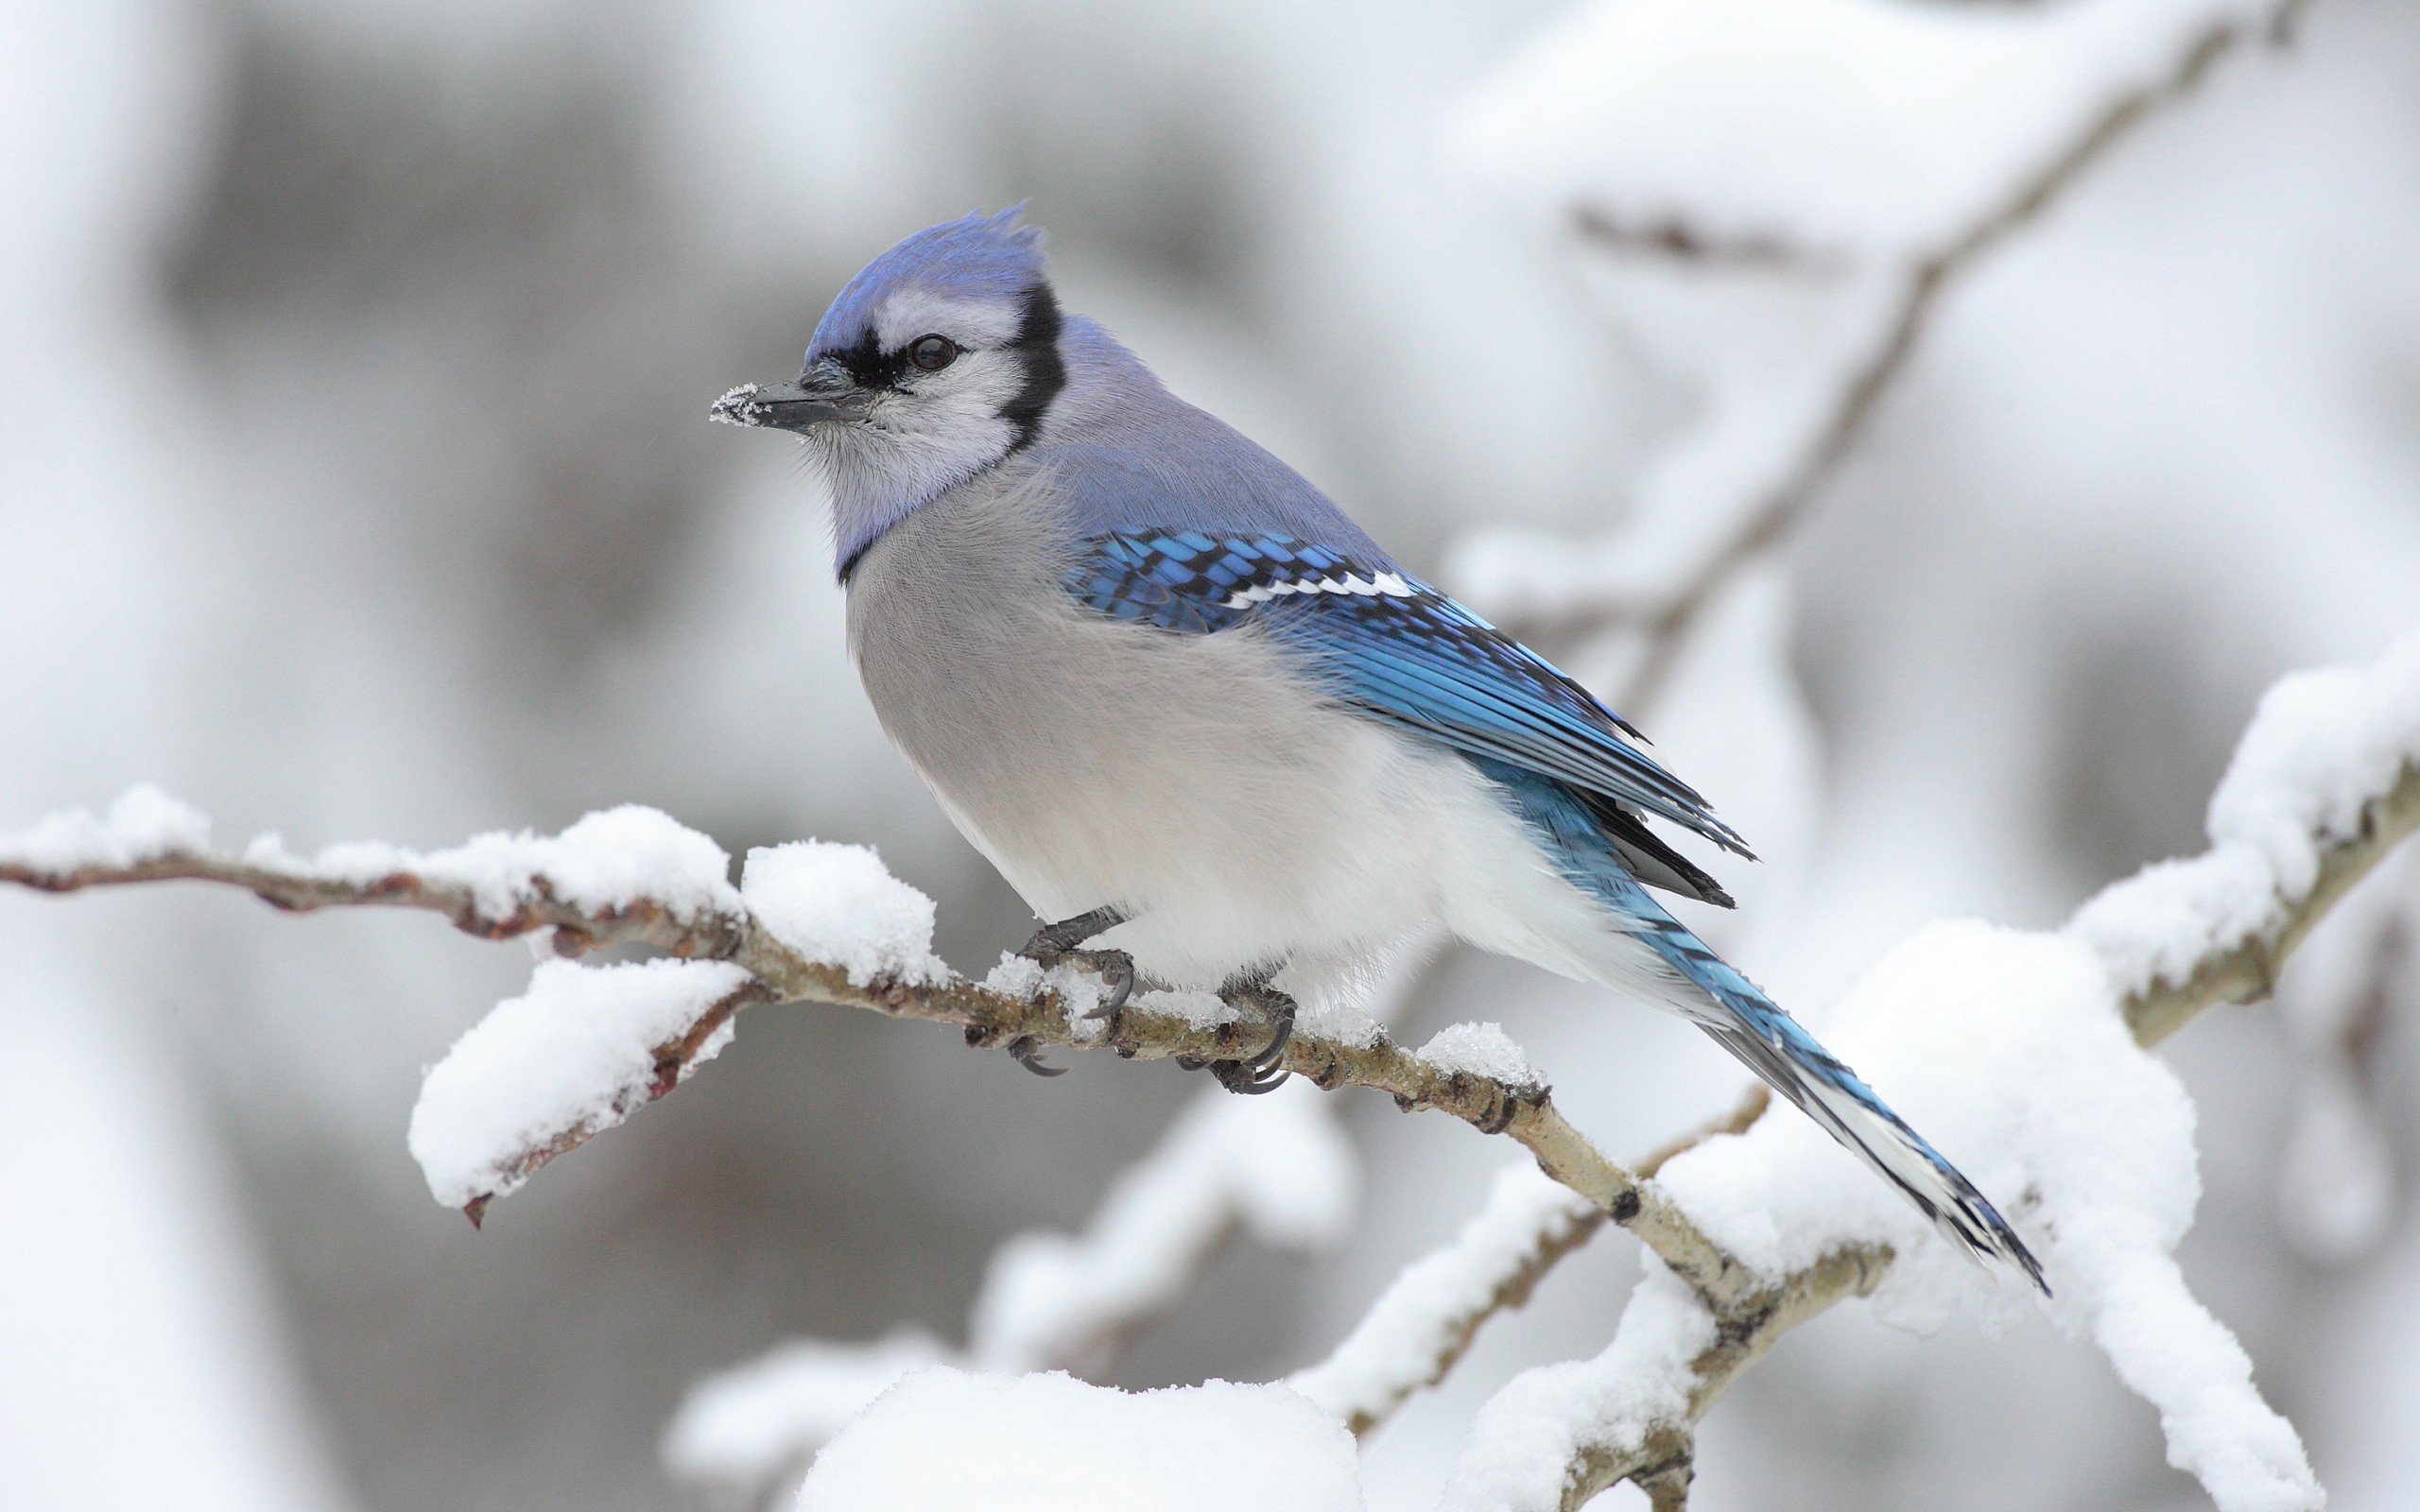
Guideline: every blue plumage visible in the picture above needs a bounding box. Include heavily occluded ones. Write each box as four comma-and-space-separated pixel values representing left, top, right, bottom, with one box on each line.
1064, 530, 1749, 855
717, 209, 2048, 1293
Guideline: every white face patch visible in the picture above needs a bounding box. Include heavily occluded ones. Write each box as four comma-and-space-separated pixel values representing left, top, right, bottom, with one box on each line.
870, 286, 1025, 352
810, 340, 1029, 551
1222, 571, 1416, 610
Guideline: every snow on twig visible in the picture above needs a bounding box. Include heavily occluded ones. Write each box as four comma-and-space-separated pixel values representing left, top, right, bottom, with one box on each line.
1288, 1161, 1597, 1435
7, 635, 2407, 1512
1291, 1085, 1772, 1441
1441, 0, 2304, 713
664, 936, 1449, 1508
1433, 627, 2420, 1512
408, 956, 762, 1221
790, 1368, 1361, 1512
659, 1331, 951, 1503
0, 801, 1727, 1292
970, 1082, 1357, 1374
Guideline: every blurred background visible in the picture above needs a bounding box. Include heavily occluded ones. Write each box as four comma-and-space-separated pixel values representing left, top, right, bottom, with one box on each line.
5, 0, 2419, 1508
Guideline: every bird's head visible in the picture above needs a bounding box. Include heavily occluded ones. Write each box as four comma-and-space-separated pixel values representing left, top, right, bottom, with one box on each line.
714, 207, 1067, 572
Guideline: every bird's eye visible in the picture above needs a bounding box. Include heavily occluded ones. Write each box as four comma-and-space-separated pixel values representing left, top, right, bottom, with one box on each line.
908, 335, 959, 372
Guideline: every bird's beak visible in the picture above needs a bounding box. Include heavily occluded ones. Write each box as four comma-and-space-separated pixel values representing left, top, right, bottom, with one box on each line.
710, 375, 868, 434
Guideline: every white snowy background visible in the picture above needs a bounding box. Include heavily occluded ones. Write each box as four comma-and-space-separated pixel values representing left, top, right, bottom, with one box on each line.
5, 0, 2419, 1509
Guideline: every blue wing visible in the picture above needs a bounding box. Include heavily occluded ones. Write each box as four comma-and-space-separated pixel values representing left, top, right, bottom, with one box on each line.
1064, 530, 1751, 859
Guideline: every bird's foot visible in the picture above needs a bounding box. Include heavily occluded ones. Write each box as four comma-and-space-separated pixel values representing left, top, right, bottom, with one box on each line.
1200, 975, 1295, 1094
1017, 906, 1135, 1021
1005, 1035, 1065, 1077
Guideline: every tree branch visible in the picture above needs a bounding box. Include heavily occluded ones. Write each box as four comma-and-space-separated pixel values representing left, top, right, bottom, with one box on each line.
5, 625, 2399, 1512
1505, 0, 2303, 715
1515, 755, 2420, 1511
1290, 1082, 1773, 1436
0, 809, 1746, 1293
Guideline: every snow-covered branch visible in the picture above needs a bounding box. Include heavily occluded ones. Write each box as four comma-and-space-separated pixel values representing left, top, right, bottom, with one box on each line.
0, 795, 1741, 1298
1429, 628, 2420, 1512
1443, 0, 2306, 711
5, 628, 2410, 1512
1290, 1086, 1770, 1438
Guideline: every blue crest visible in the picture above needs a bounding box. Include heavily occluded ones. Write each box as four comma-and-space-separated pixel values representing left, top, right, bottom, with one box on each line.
807, 206, 1046, 364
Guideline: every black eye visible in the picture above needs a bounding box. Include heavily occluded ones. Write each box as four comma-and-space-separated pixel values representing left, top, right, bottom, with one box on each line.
908, 335, 958, 371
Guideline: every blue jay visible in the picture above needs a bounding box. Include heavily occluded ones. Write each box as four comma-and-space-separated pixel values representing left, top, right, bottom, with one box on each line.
714, 209, 2043, 1289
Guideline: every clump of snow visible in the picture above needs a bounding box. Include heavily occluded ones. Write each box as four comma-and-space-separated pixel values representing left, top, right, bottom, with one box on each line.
0, 783, 211, 875
971, 1085, 1356, 1372
1642, 921, 2319, 1512
981, 952, 1047, 1002
247, 803, 744, 927
1291, 1161, 1596, 1424
1298, 993, 1388, 1049
977, 951, 1108, 1040
663, 1331, 951, 1503
1441, 1263, 1714, 1512
2207, 632, 2420, 888
2071, 627, 2420, 999
741, 841, 947, 987
407, 956, 754, 1210
794, 1367, 1362, 1512
708, 381, 763, 426
1415, 1022, 1542, 1089
1133, 987, 1237, 1031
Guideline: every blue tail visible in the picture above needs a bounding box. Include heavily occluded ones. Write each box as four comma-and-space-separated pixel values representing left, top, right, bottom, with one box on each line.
1634, 914, 2048, 1294
1483, 760, 2047, 1293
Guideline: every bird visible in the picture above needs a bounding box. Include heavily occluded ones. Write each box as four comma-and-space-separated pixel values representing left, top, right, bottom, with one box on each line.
712, 207, 2045, 1291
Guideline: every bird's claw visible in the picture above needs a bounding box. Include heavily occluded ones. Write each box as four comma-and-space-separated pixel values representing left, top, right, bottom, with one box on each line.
1006, 1035, 1065, 1077
1212, 1057, 1288, 1094
1018, 907, 1135, 1019
1197, 977, 1297, 1094
1077, 950, 1136, 1017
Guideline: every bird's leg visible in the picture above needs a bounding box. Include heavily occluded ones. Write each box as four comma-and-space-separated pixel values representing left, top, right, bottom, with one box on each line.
1206, 969, 1296, 1094
1016, 905, 1135, 1020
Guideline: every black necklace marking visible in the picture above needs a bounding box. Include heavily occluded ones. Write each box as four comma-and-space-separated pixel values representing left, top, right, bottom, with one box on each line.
999, 284, 1065, 453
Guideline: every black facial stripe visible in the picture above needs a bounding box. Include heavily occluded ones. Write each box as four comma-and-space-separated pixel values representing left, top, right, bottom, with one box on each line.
999, 283, 1065, 453
830, 329, 908, 391
819, 283, 1063, 455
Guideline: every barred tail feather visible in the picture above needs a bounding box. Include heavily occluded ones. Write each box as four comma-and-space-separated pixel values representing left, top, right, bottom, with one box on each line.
1636, 921, 2048, 1295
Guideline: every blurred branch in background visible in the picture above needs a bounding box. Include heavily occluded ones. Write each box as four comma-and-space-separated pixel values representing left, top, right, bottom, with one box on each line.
6, 622, 2415, 1511
1443, 0, 2311, 715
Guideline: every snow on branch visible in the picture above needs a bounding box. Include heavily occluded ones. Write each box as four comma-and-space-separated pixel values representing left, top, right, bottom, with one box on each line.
787, 1368, 1362, 1512
1290, 1087, 1770, 1440
6, 633, 2408, 1512
1288, 1161, 1598, 1435
663, 941, 1451, 1510
1426, 627, 2420, 1512
0, 795, 1738, 1299
665, 1081, 1366, 1506
1440, 0, 2305, 711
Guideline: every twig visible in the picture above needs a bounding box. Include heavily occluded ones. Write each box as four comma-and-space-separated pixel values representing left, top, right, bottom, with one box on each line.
1526, 756, 2420, 1511
1530, 0, 2302, 714
0, 825, 1742, 1293
2124, 762, 2420, 1045
1292, 736, 2415, 1480
1292, 1082, 1772, 1436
